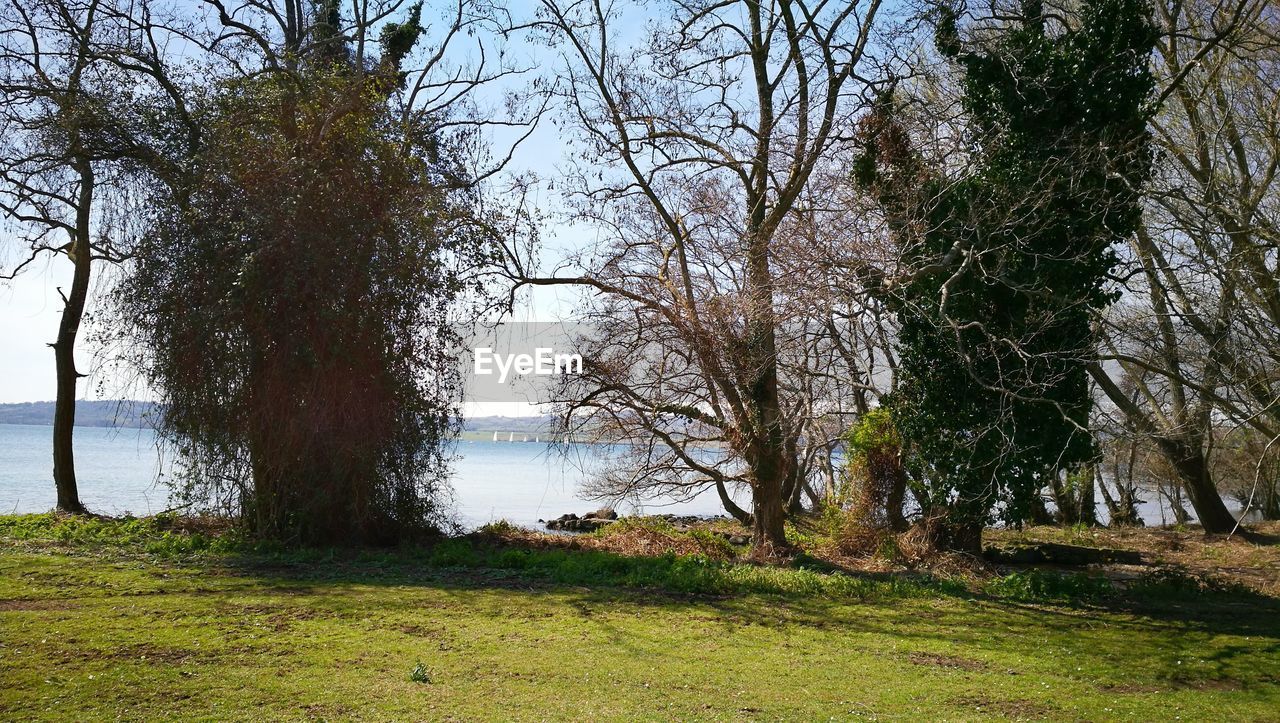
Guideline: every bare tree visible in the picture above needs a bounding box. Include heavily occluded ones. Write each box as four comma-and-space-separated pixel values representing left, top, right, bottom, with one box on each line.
0, 0, 144, 512
511, 0, 890, 553
1090, 0, 1278, 531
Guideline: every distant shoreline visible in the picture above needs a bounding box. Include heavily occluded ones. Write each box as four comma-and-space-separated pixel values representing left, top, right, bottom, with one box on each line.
0, 401, 553, 434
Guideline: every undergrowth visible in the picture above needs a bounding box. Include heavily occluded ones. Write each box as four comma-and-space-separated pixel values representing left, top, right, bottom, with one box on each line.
1, 513, 1262, 607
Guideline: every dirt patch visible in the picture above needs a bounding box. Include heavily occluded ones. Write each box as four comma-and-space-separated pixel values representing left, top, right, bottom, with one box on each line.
949, 694, 1055, 719
0, 598, 76, 612
472, 521, 737, 560
985, 522, 1280, 596
909, 652, 989, 671
40, 641, 224, 666
1098, 681, 1163, 694
301, 702, 356, 719
1169, 676, 1247, 691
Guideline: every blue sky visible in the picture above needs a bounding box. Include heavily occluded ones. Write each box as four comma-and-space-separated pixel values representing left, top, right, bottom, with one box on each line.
0, 0, 583, 405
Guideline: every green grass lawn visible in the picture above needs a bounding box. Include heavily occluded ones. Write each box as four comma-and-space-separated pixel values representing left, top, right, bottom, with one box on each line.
1, 516, 1278, 720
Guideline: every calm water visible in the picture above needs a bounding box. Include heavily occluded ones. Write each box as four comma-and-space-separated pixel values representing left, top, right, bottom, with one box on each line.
0, 424, 734, 527
1, 424, 1241, 528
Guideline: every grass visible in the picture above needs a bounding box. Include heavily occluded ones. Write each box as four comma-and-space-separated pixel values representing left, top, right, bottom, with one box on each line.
2, 513, 1279, 720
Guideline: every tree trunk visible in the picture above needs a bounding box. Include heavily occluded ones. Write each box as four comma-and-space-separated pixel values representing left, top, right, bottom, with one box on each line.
745, 408, 791, 554
743, 203, 790, 552
886, 465, 909, 532
921, 514, 983, 554
751, 476, 788, 557
1027, 493, 1055, 525
1098, 475, 1142, 527
51, 162, 94, 515
1080, 465, 1098, 526
1157, 437, 1236, 533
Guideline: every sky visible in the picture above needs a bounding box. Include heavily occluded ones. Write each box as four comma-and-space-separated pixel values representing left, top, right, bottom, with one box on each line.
0, 254, 95, 403
0, 0, 580, 407
0, 0, 865, 408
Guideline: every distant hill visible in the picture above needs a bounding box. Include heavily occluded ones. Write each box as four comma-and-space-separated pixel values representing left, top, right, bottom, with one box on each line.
0, 401, 550, 432
0, 401, 161, 428
462, 415, 552, 433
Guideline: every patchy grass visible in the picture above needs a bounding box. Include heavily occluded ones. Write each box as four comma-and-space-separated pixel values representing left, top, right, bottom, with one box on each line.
2, 513, 1279, 719
987, 522, 1280, 596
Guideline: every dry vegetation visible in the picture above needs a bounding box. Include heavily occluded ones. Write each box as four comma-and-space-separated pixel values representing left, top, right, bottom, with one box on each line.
475, 517, 1280, 595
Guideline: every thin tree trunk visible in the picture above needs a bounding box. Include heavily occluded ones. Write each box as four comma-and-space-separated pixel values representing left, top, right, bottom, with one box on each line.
1080, 465, 1098, 526
1050, 474, 1070, 524
51, 162, 94, 515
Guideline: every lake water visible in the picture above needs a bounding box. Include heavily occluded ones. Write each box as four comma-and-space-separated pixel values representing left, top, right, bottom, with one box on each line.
0, 424, 734, 528
0, 423, 1239, 529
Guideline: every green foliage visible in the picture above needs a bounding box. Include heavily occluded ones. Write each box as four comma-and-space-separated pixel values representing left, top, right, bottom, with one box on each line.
984, 569, 1116, 603
379, 2, 425, 73
1, 513, 1267, 610
843, 407, 899, 459
686, 528, 738, 558
475, 519, 520, 536
418, 536, 956, 600
839, 409, 910, 544
409, 661, 432, 684
855, 0, 1157, 534
0, 512, 254, 557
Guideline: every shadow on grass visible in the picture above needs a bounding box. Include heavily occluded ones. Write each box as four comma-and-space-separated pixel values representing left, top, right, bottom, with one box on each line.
183, 538, 1280, 693
5, 511, 1280, 648
199, 533, 1280, 642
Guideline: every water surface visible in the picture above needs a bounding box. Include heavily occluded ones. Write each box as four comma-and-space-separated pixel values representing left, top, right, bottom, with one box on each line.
0, 424, 734, 527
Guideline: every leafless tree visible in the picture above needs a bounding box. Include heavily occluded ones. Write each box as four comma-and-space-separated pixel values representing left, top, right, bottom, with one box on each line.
0, 0, 155, 512
509, 0, 893, 553
1091, 0, 1279, 531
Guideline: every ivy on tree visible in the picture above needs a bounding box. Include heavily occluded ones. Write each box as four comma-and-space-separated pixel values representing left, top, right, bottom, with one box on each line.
855, 0, 1156, 548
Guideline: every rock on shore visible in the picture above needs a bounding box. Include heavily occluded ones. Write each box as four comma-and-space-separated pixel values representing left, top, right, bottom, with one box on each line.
544, 508, 618, 532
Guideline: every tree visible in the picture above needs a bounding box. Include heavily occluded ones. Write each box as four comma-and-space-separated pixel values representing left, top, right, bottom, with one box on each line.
855, 0, 1156, 549
113, 0, 510, 543
0, 0, 143, 513
514, 0, 887, 555
1090, 0, 1278, 531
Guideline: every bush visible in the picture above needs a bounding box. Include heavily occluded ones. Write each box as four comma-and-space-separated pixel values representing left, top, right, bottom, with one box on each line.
837, 409, 909, 554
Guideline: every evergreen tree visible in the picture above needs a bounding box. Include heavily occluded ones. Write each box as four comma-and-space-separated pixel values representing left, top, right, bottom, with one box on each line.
855, 0, 1156, 548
